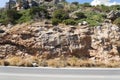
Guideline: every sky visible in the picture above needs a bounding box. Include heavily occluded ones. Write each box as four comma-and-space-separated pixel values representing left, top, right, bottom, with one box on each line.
0, 0, 9, 8
0, 0, 120, 8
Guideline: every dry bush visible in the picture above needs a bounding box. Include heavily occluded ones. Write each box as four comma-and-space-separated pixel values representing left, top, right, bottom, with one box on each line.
3, 56, 40, 67
17, 60, 33, 67
77, 60, 95, 67
40, 52, 52, 59
47, 57, 96, 67
47, 57, 68, 68
66, 57, 79, 66
4, 56, 22, 66
38, 59, 48, 67
104, 61, 120, 68
18, 56, 39, 67
47, 59, 59, 67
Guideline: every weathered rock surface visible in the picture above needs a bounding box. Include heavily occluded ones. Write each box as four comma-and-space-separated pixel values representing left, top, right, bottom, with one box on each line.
90, 23, 120, 62
0, 22, 120, 64
107, 10, 120, 21
0, 22, 91, 59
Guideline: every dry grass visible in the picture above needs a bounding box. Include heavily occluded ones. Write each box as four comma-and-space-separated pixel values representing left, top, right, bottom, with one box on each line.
47, 57, 120, 68
66, 57, 95, 67
47, 57, 95, 67
2, 56, 40, 67
66, 57, 78, 66
0, 60, 4, 66
47, 58, 67, 67
103, 61, 120, 68
0, 55, 120, 68
4, 56, 22, 66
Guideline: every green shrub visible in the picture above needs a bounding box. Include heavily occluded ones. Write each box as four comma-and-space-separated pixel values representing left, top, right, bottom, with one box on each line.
52, 9, 69, 25
86, 19, 99, 27
0, 11, 8, 25
75, 12, 86, 19
90, 14, 104, 22
52, 18, 61, 25
53, 9, 69, 21
17, 9, 32, 23
97, 5, 110, 12
77, 18, 86, 23
6, 9, 22, 24
63, 19, 76, 25
109, 5, 120, 11
84, 11, 105, 27
0, 9, 22, 24
113, 17, 120, 26
30, 6, 49, 19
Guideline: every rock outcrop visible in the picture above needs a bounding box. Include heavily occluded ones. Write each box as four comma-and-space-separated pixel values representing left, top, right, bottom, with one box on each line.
0, 21, 120, 64
0, 22, 92, 59
107, 10, 120, 21
90, 23, 120, 62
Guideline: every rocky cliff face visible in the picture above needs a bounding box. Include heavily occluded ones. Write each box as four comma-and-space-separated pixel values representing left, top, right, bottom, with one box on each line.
107, 10, 120, 21
0, 22, 92, 58
90, 23, 120, 63
0, 21, 120, 67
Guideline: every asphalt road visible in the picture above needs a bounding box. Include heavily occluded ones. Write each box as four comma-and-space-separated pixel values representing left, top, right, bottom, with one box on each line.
0, 66, 120, 80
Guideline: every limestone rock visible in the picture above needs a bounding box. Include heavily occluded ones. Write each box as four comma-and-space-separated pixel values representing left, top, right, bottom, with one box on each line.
91, 23, 120, 62
107, 10, 120, 21
0, 22, 120, 62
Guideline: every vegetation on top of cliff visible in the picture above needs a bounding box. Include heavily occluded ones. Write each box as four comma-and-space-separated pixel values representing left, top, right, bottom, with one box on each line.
0, 1, 120, 26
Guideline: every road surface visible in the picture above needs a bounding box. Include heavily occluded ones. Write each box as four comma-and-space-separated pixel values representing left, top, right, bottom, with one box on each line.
0, 66, 120, 80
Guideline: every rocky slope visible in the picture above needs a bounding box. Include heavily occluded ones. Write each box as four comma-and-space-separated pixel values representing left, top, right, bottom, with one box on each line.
0, 20, 120, 67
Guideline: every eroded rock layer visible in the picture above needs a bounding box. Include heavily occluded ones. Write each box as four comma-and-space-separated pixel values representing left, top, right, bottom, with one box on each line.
0, 22, 120, 65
